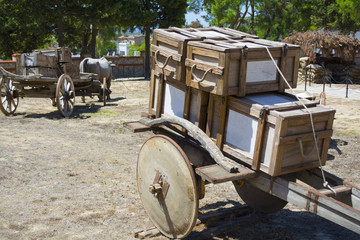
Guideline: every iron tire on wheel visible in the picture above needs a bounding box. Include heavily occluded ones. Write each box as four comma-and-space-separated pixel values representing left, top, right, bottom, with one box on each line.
137, 135, 199, 239
233, 180, 287, 213
0, 76, 19, 116
56, 74, 75, 118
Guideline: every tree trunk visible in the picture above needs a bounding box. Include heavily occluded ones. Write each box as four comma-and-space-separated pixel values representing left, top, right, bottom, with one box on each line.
58, 19, 64, 47
90, 25, 98, 58
144, 24, 151, 80
236, 0, 249, 30
250, 0, 255, 34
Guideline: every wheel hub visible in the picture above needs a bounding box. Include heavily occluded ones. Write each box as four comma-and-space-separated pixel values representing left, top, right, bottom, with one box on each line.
149, 171, 170, 199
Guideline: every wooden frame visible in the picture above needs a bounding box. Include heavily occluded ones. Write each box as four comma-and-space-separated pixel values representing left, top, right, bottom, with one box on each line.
207, 93, 336, 176
185, 38, 300, 96
149, 69, 209, 132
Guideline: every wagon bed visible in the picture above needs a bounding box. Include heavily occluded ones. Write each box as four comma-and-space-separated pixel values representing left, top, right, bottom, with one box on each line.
0, 47, 108, 117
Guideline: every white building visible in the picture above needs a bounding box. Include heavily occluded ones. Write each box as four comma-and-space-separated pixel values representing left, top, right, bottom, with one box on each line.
116, 35, 145, 56
118, 42, 130, 56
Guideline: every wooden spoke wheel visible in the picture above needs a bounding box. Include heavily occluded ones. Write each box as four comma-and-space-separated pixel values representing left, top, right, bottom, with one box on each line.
56, 74, 75, 118
137, 135, 199, 239
102, 77, 107, 106
0, 76, 19, 116
233, 181, 287, 213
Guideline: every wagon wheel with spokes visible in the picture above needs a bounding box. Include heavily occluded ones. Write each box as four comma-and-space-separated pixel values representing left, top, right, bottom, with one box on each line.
0, 76, 19, 116
56, 74, 75, 118
137, 135, 199, 239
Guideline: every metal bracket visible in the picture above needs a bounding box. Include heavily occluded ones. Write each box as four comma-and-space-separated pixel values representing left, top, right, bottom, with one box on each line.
149, 171, 170, 199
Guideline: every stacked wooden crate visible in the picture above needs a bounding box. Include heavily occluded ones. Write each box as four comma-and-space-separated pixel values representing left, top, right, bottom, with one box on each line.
149, 27, 335, 176
21, 48, 79, 78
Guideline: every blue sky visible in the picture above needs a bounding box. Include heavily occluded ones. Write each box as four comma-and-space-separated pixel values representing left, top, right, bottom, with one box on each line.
185, 10, 209, 27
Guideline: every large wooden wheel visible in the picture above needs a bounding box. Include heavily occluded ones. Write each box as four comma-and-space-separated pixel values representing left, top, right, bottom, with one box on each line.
233, 181, 287, 213
137, 135, 199, 239
56, 74, 75, 117
0, 76, 19, 116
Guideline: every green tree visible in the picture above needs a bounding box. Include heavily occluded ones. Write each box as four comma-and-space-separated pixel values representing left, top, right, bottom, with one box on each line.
255, 0, 315, 40
128, 40, 146, 56
129, 0, 188, 79
0, 0, 53, 59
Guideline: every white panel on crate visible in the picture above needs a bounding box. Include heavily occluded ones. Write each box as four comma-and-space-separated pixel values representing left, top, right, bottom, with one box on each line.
225, 110, 258, 158
189, 92, 198, 124
164, 84, 185, 117
246, 60, 278, 83
246, 93, 295, 106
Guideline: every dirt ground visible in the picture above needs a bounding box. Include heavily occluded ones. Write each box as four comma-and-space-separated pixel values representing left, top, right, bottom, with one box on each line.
0, 79, 359, 239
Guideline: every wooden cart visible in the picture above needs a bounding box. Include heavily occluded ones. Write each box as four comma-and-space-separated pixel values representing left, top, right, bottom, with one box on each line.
0, 48, 108, 117
125, 115, 360, 239
125, 27, 359, 238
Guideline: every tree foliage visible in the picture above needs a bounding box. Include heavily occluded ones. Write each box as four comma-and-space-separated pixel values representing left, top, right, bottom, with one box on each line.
0, 0, 53, 59
187, 0, 360, 40
127, 0, 188, 79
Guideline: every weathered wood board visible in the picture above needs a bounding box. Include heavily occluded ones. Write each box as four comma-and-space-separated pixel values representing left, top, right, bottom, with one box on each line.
21, 53, 58, 68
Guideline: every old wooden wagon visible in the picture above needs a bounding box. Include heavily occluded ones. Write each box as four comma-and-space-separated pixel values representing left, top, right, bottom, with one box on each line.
0, 47, 109, 117
125, 27, 360, 239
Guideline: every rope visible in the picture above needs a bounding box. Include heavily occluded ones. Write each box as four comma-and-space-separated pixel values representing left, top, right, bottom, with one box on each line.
264, 46, 336, 195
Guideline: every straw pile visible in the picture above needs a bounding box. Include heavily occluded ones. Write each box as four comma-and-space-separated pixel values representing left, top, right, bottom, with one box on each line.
283, 30, 360, 63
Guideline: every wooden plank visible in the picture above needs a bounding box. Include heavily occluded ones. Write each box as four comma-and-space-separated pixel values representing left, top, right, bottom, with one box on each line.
216, 96, 228, 150
278, 45, 287, 92
245, 173, 360, 234
195, 164, 255, 184
268, 118, 288, 176
148, 69, 156, 113
150, 44, 182, 62
155, 72, 165, 118
252, 109, 268, 171
123, 121, 151, 133
185, 59, 224, 75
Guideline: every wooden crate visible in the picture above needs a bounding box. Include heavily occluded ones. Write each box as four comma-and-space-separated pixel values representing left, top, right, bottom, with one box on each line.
149, 69, 209, 131
21, 53, 58, 68
151, 27, 256, 83
185, 38, 300, 96
206, 93, 335, 176
151, 28, 202, 83
35, 47, 72, 63
170, 26, 258, 40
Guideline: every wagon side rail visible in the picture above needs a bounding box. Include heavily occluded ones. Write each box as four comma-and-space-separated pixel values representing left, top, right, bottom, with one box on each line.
247, 170, 360, 234
0, 66, 42, 81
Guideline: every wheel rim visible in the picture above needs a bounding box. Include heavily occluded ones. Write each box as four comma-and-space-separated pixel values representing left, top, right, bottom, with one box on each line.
137, 135, 199, 239
56, 74, 75, 117
233, 181, 287, 213
0, 77, 19, 116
